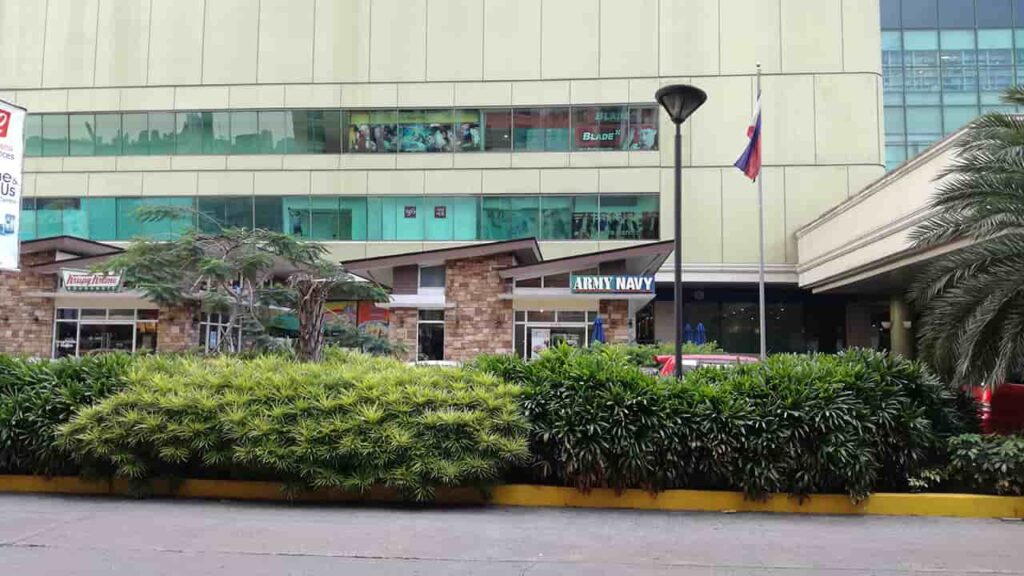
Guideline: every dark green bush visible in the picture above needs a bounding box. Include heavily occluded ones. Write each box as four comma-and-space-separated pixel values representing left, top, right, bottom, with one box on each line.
945, 434, 1024, 495
0, 354, 131, 475
611, 342, 725, 368
477, 345, 966, 501
59, 350, 530, 500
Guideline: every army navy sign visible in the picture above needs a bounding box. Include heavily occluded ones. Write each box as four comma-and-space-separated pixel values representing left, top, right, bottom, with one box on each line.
0, 99, 26, 271
570, 275, 655, 295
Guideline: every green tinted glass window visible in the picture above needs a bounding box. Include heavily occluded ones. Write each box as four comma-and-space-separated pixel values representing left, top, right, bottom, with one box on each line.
122, 113, 149, 155
24, 115, 42, 157
68, 114, 95, 156
19, 198, 36, 240
85, 197, 117, 240
41, 115, 69, 157
258, 111, 291, 153
481, 196, 539, 240
282, 196, 310, 237
206, 112, 231, 154
176, 112, 208, 155
542, 195, 598, 240
598, 195, 659, 240
95, 113, 122, 156
148, 113, 176, 155
339, 197, 367, 240
367, 196, 424, 240
424, 196, 478, 241
254, 195, 284, 232
198, 196, 253, 232
230, 111, 260, 154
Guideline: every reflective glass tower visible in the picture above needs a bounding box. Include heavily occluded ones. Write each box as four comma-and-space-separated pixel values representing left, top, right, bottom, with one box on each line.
882, 0, 1024, 170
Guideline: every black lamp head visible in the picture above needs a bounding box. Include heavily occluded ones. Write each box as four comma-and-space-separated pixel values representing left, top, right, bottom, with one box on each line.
655, 84, 708, 125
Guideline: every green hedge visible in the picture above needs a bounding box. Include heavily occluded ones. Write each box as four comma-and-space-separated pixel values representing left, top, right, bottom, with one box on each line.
944, 434, 1024, 496
475, 346, 967, 501
0, 354, 130, 476
612, 342, 725, 368
59, 350, 530, 500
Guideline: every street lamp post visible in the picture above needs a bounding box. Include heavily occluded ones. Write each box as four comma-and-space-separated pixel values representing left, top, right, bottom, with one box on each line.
655, 85, 707, 380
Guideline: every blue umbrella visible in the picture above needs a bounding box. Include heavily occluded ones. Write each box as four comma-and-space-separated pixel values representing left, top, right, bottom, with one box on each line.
695, 322, 707, 345
591, 315, 606, 344
683, 323, 694, 343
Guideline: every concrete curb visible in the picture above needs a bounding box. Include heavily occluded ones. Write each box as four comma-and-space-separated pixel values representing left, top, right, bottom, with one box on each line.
2, 475, 1022, 518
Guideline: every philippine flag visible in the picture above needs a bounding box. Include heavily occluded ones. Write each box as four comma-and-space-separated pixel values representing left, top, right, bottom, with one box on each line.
734, 93, 762, 181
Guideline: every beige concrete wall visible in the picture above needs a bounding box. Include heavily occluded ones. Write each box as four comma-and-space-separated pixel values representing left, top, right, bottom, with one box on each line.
5, 0, 884, 279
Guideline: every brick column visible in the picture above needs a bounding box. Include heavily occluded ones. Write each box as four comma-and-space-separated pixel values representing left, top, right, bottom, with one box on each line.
599, 300, 631, 344
0, 253, 57, 358
444, 255, 514, 362
388, 308, 418, 362
156, 305, 199, 353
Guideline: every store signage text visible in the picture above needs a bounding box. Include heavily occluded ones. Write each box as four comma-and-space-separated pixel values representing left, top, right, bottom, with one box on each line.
62, 270, 123, 292
570, 275, 654, 294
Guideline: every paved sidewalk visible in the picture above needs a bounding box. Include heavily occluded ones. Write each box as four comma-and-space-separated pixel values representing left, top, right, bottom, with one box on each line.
0, 493, 1021, 575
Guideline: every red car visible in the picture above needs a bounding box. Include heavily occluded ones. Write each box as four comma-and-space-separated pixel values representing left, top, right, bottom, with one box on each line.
655, 354, 760, 377
969, 383, 1024, 435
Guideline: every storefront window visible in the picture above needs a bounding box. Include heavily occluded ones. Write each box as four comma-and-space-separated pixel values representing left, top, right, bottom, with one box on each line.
598, 195, 660, 240
514, 310, 591, 360
626, 106, 660, 151
453, 109, 483, 152
482, 109, 512, 151
199, 312, 242, 353
53, 308, 159, 358
541, 196, 599, 240
197, 196, 254, 232
424, 196, 478, 241
367, 196, 424, 240
573, 106, 628, 151
345, 110, 398, 153
417, 309, 445, 361
481, 196, 539, 240
513, 108, 571, 152
399, 109, 454, 152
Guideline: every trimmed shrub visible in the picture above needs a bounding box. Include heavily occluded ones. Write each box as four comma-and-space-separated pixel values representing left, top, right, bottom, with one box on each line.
0, 354, 131, 475
477, 345, 966, 501
945, 434, 1024, 496
612, 342, 725, 368
59, 350, 530, 500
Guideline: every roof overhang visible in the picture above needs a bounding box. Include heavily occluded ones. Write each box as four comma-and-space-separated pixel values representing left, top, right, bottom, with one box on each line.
21, 235, 123, 258
498, 240, 674, 280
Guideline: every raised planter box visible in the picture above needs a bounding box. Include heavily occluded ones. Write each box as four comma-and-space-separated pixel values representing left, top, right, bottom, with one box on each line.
2, 475, 1022, 519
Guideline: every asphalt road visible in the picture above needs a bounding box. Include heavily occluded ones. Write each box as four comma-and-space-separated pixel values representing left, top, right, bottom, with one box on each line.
0, 494, 1021, 575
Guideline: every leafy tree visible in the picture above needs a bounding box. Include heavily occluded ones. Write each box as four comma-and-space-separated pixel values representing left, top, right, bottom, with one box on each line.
98, 206, 387, 360
910, 87, 1024, 387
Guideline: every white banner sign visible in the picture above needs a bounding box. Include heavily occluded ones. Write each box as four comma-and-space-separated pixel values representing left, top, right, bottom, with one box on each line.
0, 99, 27, 271
61, 270, 123, 292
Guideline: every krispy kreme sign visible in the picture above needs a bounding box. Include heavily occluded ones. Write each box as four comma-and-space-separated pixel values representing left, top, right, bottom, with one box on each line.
61, 270, 123, 292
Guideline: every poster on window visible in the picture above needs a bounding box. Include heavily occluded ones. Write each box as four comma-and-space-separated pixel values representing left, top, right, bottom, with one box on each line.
404, 205, 417, 218
574, 107, 627, 151
358, 302, 390, 339
530, 328, 551, 360
623, 106, 660, 151
345, 112, 398, 153
434, 206, 447, 219
0, 99, 26, 271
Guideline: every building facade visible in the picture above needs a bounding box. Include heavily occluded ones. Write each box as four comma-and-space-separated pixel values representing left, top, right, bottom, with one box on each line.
1, 0, 888, 356
882, 0, 1024, 170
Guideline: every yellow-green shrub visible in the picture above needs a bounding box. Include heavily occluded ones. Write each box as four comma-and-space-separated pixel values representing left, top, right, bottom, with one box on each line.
59, 350, 530, 500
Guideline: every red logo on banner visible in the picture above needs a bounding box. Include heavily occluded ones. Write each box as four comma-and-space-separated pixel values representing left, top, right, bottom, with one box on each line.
0, 110, 9, 139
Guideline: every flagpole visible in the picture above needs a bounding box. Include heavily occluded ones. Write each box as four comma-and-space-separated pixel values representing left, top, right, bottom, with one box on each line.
756, 63, 767, 361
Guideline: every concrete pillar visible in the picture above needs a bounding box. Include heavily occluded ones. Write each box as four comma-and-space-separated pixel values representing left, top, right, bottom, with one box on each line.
889, 296, 913, 359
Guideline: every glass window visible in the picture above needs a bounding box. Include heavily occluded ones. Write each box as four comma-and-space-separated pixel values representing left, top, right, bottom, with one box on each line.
68, 114, 96, 156
35, 198, 69, 238
544, 108, 570, 151
980, 66, 1014, 104
884, 106, 906, 136
282, 196, 311, 238
230, 111, 260, 154
41, 114, 69, 157
482, 109, 511, 151
85, 197, 117, 240
573, 106, 628, 151
197, 196, 253, 232
258, 110, 292, 153
598, 195, 659, 240
206, 112, 231, 154
905, 106, 943, 140
417, 316, 444, 361
19, 198, 36, 240
943, 105, 980, 134
148, 112, 176, 155
1016, 0, 1024, 26
454, 109, 483, 152
175, 112, 208, 155
886, 145, 908, 170
480, 196, 539, 240
367, 196, 424, 240
309, 196, 341, 240
937, 0, 975, 27
424, 196, 478, 241
94, 113, 122, 156
289, 110, 341, 154
253, 195, 284, 232
344, 110, 398, 153
122, 113, 149, 155
978, 0, 1013, 27
541, 195, 598, 240
24, 115, 42, 157
513, 108, 570, 152
881, 0, 901, 28
398, 109, 454, 153
419, 266, 446, 288
901, 0, 938, 28
117, 197, 193, 240
625, 106, 659, 151
941, 66, 978, 104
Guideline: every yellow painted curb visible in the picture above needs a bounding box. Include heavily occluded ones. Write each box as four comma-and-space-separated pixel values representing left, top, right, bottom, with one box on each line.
2, 476, 1022, 518
491, 485, 1024, 519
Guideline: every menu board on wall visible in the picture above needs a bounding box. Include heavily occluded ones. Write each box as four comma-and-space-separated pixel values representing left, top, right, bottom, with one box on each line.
530, 328, 551, 360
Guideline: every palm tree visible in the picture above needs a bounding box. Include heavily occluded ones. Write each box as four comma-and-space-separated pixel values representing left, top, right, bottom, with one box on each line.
910, 87, 1024, 387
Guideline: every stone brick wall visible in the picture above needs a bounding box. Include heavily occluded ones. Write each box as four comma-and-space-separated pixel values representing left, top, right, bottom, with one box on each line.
388, 308, 418, 362
600, 299, 631, 344
444, 255, 514, 362
0, 252, 57, 358
156, 305, 199, 353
